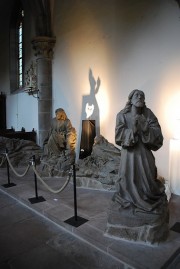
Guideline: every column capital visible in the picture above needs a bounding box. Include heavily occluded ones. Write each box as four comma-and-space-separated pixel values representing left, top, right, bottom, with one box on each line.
32, 36, 56, 59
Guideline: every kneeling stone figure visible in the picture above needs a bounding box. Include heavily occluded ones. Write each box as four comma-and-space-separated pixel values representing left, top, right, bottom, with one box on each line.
42, 108, 76, 175
105, 90, 169, 244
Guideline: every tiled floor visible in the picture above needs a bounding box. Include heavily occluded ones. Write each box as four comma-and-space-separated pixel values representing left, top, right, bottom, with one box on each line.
0, 165, 180, 269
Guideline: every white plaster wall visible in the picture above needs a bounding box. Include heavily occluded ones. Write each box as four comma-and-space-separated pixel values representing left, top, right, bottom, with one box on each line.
52, 0, 180, 179
6, 93, 38, 134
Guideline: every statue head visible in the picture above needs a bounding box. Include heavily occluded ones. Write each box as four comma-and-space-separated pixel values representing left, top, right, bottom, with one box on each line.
55, 108, 67, 121
122, 89, 146, 113
129, 90, 145, 108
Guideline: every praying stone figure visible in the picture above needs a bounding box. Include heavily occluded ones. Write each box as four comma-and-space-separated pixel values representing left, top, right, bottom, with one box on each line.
42, 108, 76, 176
105, 90, 169, 244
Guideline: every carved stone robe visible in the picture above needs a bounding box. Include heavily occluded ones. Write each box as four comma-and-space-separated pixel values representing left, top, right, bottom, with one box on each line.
44, 118, 75, 157
113, 107, 166, 214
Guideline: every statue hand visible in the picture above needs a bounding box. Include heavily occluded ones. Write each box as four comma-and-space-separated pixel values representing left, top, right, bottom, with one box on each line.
132, 116, 139, 134
137, 115, 148, 132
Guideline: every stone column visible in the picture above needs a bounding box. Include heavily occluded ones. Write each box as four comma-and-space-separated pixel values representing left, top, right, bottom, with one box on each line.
32, 36, 56, 147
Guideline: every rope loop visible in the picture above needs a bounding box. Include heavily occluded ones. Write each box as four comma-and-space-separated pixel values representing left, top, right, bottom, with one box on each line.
32, 164, 72, 194
5, 153, 31, 177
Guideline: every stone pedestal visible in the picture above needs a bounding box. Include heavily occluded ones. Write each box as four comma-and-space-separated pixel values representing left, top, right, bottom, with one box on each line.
105, 201, 169, 245
32, 36, 56, 147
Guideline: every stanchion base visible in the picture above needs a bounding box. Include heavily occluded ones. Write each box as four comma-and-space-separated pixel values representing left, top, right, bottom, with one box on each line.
2, 183, 16, 188
28, 196, 46, 204
64, 216, 88, 227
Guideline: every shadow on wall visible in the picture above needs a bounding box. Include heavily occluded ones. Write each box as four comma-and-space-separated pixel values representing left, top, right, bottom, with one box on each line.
78, 68, 101, 159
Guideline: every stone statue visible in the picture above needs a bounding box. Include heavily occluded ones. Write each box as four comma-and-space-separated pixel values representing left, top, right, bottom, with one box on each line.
42, 108, 76, 176
105, 90, 169, 244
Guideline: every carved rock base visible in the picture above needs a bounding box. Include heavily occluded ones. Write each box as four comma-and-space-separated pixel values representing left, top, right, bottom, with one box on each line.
76, 177, 116, 191
105, 201, 169, 245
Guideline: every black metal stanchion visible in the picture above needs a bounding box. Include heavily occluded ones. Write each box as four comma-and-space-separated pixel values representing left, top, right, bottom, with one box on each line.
28, 155, 46, 204
64, 164, 88, 227
2, 149, 16, 188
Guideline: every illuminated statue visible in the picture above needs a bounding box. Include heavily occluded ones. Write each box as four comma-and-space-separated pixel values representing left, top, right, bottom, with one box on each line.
105, 90, 169, 244
42, 108, 76, 175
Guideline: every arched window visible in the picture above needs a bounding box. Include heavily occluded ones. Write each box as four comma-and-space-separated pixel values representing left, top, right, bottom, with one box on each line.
18, 9, 24, 88
10, 1, 24, 93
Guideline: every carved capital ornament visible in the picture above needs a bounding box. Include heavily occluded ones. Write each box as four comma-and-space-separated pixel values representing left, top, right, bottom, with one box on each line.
32, 36, 56, 59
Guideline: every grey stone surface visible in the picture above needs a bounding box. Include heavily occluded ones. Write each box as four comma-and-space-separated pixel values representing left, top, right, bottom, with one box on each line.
76, 135, 120, 190
0, 136, 42, 166
76, 177, 116, 191
105, 200, 169, 244
0, 166, 180, 268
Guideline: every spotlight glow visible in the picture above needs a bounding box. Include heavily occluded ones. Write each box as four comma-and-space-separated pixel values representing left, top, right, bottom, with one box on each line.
96, 85, 109, 125
164, 91, 180, 139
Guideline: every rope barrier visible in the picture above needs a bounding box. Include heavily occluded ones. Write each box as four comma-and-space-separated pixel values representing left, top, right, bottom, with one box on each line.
1, 152, 87, 226
5, 153, 31, 177
1, 152, 72, 194
32, 164, 72, 194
